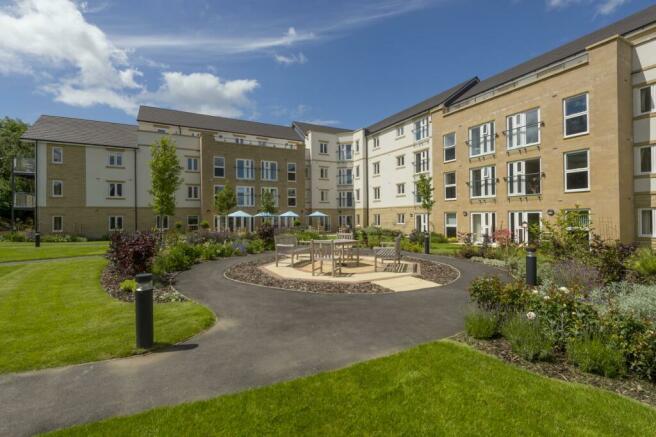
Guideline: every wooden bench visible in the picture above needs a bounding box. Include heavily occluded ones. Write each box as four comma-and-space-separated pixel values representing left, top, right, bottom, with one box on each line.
373, 234, 402, 272
274, 235, 310, 267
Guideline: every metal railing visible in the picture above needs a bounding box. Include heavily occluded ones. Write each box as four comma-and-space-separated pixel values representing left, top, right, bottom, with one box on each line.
507, 173, 541, 196
14, 192, 35, 208
469, 179, 496, 198
13, 157, 35, 174
504, 122, 542, 148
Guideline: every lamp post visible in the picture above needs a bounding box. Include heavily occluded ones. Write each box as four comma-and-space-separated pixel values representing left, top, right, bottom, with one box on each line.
135, 273, 154, 349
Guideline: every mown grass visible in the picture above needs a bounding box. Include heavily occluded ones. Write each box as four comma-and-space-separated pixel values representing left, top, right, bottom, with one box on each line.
50, 341, 656, 436
0, 241, 109, 262
0, 257, 215, 374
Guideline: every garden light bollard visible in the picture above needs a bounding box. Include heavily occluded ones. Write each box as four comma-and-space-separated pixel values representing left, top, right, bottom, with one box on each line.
135, 273, 154, 349
526, 247, 537, 287
34, 232, 40, 248
424, 231, 430, 254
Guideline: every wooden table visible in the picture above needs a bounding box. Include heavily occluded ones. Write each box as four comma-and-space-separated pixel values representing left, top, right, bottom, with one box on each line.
333, 239, 360, 265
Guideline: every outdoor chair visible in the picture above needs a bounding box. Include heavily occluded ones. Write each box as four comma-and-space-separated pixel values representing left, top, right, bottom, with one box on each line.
274, 235, 310, 267
310, 240, 342, 277
373, 234, 402, 272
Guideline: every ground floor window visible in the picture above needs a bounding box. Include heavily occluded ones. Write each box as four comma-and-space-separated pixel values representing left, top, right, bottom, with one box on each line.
415, 213, 428, 232
397, 213, 405, 225
639, 208, 656, 237
108, 216, 123, 231
356, 214, 360, 226
187, 216, 199, 231
509, 211, 541, 244
444, 212, 457, 238
156, 215, 169, 230
52, 216, 63, 233
338, 215, 353, 229
214, 215, 254, 232
373, 214, 381, 226
470, 212, 495, 244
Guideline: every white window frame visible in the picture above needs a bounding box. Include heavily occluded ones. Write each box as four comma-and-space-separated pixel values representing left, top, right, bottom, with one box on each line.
337, 168, 353, 185
108, 182, 124, 198
396, 126, 404, 137
108, 151, 123, 167
319, 190, 329, 203
444, 172, 456, 200
396, 183, 405, 195
338, 191, 353, 208
443, 132, 456, 162
51, 146, 63, 164
414, 149, 430, 174
564, 149, 590, 193
187, 216, 199, 231
108, 215, 124, 231
52, 216, 63, 233
186, 157, 199, 172
563, 93, 589, 138
319, 142, 328, 154
338, 143, 352, 161
373, 186, 381, 200
213, 156, 225, 178
287, 162, 296, 182
372, 161, 380, 176
51, 180, 63, 197
468, 121, 495, 157
261, 187, 279, 207
372, 137, 380, 149
261, 160, 278, 181
639, 85, 656, 114
506, 108, 541, 150
444, 212, 457, 239
236, 186, 255, 207
355, 165, 360, 178
320, 167, 329, 179
638, 208, 656, 238
469, 166, 496, 198
470, 212, 496, 244
397, 213, 405, 225
355, 189, 360, 202
396, 155, 405, 167
507, 158, 541, 196
236, 159, 255, 180
187, 185, 200, 200
156, 215, 169, 230
509, 211, 542, 244
287, 188, 297, 207
373, 214, 381, 226
414, 117, 429, 141
636, 145, 656, 175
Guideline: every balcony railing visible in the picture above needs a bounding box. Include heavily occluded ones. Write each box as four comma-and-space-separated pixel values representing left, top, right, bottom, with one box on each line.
13, 157, 35, 174
14, 192, 35, 208
507, 173, 541, 196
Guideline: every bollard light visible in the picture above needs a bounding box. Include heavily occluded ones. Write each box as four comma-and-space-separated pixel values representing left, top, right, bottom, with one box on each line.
526, 247, 537, 287
423, 231, 430, 254
135, 272, 154, 349
34, 232, 40, 248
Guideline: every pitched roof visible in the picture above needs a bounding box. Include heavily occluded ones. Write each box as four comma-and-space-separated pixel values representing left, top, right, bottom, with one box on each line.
138, 106, 304, 142
451, 4, 656, 105
365, 77, 479, 134
292, 121, 353, 136
21, 115, 137, 148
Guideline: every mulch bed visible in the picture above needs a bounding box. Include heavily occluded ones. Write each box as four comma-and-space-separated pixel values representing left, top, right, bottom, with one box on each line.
224, 256, 459, 294
101, 264, 187, 303
454, 333, 656, 407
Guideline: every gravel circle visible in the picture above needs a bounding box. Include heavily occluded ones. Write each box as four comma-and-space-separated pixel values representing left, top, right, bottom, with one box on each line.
224, 256, 459, 294
455, 333, 656, 408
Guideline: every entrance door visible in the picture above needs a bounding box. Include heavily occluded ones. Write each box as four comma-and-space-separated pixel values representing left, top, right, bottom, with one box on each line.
509, 211, 541, 244
415, 214, 428, 232
471, 212, 495, 243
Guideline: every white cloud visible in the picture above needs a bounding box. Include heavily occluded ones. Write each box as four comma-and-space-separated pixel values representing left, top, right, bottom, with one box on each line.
596, 0, 628, 15
546, 0, 629, 15
300, 119, 341, 126
0, 0, 260, 117
274, 52, 308, 65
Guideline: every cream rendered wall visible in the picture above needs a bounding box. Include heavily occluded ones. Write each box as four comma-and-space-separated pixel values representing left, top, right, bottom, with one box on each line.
352, 129, 368, 218
36, 141, 47, 207
307, 130, 340, 210
85, 146, 136, 207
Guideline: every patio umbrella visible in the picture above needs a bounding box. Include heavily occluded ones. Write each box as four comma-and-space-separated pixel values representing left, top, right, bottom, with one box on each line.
228, 210, 252, 218
307, 211, 328, 217
254, 212, 276, 217
279, 211, 299, 218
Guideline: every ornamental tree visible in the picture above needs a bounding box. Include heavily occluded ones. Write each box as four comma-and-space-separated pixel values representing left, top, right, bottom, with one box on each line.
149, 136, 182, 228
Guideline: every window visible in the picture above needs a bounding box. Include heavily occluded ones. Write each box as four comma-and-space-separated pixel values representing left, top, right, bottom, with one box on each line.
108, 182, 123, 198
187, 216, 199, 231
338, 191, 353, 207
468, 121, 495, 157
261, 160, 278, 181
637, 145, 656, 174
396, 126, 404, 137
564, 93, 589, 137
320, 167, 329, 179
337, 168, 353, 185
414, 182, 422, 203
356, 214, 361, 226
187, 185, 200, 199
355, 165, 360, 178
287, 188, 297, 207
396, 155, 405, 167
109, 216, 123, 231
52, 146, 63, 164
373, 186, 381, 200
355, 189, 360, 201
397, 183, 405, 195
640, 85, 655, 114
414, 150, 429, 173
414, 117, 429, 141
338, 144, 352, 160
287, 163, 296, 181
52, 216, 63, 233
397, 213, 405, 224
372, 162, 380, 175
51, 180, 63, 197
507, 108, 540, 149
507, 159, 541, 196
564, 150, 590, 192
258, 140, 267, 146
471, 212, 496, 244
443, 132, 456, 162
639, 209, 656, 237
236, 159, 254, 180
444, 172, 456, 200
372, 137, 380, 149
320, 190, 329, 202
108, 151, 123, 167
470, 166, 496, 198
319, 142, 328, 154
156, 215, 169, 230
373, 214, 381, 226
213, 156, 225, 178
261, 187, 279, 207
214, 185, 224, 195
156, 128, 167, 134
445, 213, 457, 238
236, 186, 255, 207
509, 211, 541, 244
235, 137, 245, 144
355, 140, 360, 153
186, 157, 199, 172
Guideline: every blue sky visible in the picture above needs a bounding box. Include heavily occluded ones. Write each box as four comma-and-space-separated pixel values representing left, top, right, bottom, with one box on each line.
0, 0, 653, 129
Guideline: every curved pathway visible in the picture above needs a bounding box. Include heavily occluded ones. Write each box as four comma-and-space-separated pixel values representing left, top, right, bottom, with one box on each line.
0, 253, 501, 436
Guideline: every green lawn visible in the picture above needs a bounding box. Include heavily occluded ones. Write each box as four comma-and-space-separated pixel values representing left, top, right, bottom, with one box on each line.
0, 257, 215, 374
50, 341, 655, 436
431, 242, 460, 256
0, 241, 109, 262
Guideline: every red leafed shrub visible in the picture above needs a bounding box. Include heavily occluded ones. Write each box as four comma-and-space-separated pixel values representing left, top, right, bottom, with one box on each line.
108, 232, 159, 276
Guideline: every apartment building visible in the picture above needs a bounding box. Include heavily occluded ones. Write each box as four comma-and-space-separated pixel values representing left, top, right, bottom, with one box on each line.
15, 5, 656, 244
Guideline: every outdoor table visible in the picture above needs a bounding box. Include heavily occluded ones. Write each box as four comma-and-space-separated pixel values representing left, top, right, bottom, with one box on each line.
332, 239, 360, 265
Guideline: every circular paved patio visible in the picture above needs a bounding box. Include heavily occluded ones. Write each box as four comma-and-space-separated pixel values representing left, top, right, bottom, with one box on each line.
0, 253, 503, 437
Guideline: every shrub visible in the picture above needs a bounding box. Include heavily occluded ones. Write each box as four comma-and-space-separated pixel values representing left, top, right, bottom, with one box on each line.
256, 223, 275, 249
119, 279, 137, 293
501, 314, 553, 362
431, 233, 448, 244
588, 235, 636, 284
108, 232, 159, 276
400, 239, 422, 253
408, 229, 424, 244
469, 276, 527, 315
591, 282, 656, 321
465, 310, 498, 339
627, 248, 656, 283
247, 238, 265, 254
40, 234, 87, 243
1, 232, 27, 242
200, 220, 210, 230
552, 259, 601, 292
232, 241, 248, 256
152, 242, 201, 275
567, 335, 625, 378
457, 243, 480, 259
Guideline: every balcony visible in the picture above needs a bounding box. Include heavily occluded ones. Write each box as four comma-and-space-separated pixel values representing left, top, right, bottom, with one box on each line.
507, 173, 542, 196
14, 192, 35, 209
13, 157, 35, 175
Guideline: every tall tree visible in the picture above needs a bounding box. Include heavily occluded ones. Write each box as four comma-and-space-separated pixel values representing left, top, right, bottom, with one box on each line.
415, 174, 436, 249
0, 117, 30, 215
214, 184, 237, 216
260, 189, 277, 215
149, 137, 182, 228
